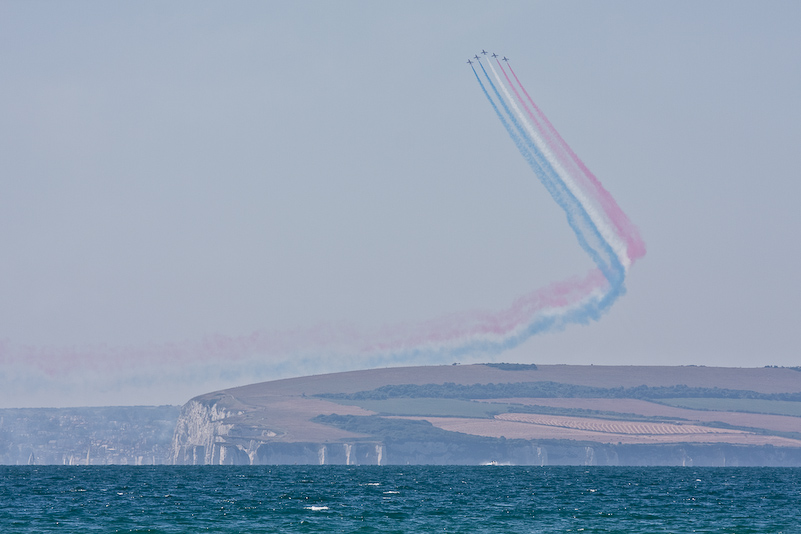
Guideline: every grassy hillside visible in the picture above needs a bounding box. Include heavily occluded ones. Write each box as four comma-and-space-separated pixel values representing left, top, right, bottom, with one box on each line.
220, 364, 801, 400
177, 364, 801, 465
655, 398, 801, 417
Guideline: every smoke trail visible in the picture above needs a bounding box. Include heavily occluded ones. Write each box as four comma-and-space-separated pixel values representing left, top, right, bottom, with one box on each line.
490, 59, 630, 271
449, 51, 646, 354
352, 56, 641, 361
473, 59, 624, 287
503, 61, 646, 264
1, 54, 644, 401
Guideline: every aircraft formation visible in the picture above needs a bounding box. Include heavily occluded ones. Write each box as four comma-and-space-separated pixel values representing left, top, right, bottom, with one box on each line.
466, 50, 509, 65
464, 47, 646, 354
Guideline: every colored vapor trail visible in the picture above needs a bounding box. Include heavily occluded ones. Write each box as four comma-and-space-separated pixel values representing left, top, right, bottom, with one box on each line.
368, 52, 646, 361
1, 54, 644, 402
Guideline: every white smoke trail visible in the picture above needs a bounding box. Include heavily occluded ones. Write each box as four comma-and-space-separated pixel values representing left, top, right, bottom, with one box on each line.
484, 58, 631, 272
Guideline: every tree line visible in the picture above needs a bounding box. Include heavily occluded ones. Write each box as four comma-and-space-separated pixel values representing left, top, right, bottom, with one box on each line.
320, 381, 801, 402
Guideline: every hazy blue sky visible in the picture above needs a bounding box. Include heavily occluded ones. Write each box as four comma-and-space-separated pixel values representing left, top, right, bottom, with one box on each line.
2, 1, 800, 407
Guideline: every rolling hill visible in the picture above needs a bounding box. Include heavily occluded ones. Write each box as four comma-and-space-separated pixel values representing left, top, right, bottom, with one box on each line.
171, 364, 801, 466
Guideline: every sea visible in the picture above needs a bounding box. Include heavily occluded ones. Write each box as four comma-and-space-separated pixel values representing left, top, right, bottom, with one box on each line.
1, 466, 800, 533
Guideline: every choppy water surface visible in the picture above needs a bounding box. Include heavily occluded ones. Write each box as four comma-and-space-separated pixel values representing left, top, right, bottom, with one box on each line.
1, 466, 800, 533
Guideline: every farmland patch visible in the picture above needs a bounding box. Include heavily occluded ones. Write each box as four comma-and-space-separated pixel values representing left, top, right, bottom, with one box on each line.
496, 413, 737, 435
394, 416, 801, 447
657, 398, 801, 417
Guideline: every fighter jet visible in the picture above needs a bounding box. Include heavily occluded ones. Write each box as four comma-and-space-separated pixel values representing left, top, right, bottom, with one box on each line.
474, 54, 481, 60
467, 59, 473, 65
491, 53, 498, 58
481, 49, 488, 55
502, 56, 509, 62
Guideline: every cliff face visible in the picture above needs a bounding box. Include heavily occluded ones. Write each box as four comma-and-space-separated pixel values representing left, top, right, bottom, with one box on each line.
171, 399, 238, 465
170, 396, 386, 466
380, 441, 801, 467
251, 442, 385, 466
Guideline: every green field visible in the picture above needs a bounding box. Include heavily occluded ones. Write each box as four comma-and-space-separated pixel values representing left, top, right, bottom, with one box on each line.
328, 397, 505, 418
657, 398, 801, 417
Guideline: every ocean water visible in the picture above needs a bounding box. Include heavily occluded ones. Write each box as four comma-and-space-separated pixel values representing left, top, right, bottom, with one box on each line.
1, 466, 800, 533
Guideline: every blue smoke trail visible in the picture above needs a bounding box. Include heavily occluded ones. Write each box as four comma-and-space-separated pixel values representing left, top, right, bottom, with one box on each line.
468, 62, 625, 329
475, 62, 624, 290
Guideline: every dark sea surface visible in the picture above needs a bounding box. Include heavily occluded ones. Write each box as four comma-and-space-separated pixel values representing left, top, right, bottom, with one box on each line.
1, 466, 800, 533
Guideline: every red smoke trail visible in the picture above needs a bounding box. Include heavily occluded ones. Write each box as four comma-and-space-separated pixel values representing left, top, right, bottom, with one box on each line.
504, 61, 646, 263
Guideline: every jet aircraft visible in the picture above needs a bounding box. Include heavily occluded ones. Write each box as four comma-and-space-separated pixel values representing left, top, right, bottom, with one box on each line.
491, 53, 498, 58
502, 56, 509, 62
467, 59, 473, 65
481, 49, 488, 55
474, 54, 481, 60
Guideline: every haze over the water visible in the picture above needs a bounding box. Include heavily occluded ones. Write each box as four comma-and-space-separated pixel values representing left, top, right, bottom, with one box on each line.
2, 1, 800, 407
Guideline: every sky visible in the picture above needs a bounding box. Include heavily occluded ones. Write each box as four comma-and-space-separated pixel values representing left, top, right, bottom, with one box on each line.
1, 1, 800, 407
